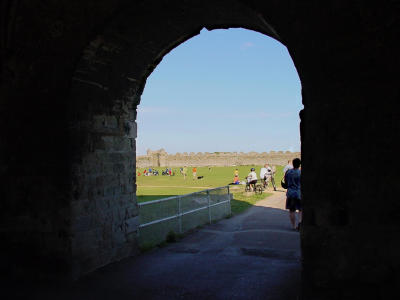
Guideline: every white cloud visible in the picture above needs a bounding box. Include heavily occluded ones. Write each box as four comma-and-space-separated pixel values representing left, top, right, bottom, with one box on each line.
240, 42, 255, 50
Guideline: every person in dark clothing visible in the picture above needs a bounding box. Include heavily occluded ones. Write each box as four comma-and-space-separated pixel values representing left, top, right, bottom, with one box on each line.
284, 158, 301, 230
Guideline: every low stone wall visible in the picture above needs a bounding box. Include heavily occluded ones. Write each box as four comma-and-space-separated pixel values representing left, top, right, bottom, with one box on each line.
137, 149, 300, 167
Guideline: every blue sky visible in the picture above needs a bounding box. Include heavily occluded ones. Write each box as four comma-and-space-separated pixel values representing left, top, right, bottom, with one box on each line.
137, 28, 302, 155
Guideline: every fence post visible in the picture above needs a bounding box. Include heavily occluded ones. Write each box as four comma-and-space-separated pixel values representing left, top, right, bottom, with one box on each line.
227, 186, 232, 216
178, 196, 182, 233
207, 190, 211, 224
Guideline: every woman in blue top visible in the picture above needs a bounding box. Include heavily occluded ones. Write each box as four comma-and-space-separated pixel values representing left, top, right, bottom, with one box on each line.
284, 158, 301, 230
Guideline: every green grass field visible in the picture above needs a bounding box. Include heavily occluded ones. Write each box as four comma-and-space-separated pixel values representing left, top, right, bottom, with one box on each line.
137, 165, 285, 214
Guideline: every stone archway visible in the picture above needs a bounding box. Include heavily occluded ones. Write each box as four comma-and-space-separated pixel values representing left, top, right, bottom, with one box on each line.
1, 1, 399, 298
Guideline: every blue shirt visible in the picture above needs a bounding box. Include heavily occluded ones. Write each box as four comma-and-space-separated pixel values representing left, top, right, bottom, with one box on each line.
285, 168, 301, 199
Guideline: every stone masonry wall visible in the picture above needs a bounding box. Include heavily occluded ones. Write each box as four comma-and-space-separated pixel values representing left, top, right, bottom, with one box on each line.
67, 31, 142, 278
137, 149, 300, 168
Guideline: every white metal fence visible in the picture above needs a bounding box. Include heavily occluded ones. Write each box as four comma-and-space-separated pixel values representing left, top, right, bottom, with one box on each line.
138, 186, 231, 246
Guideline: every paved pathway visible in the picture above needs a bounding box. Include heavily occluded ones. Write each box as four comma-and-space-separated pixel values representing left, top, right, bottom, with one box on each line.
36, 191, 301, 300
138, 185, 212, 189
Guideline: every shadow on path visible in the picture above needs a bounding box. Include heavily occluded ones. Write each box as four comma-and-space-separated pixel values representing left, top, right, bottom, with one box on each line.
34, 192, 301, 300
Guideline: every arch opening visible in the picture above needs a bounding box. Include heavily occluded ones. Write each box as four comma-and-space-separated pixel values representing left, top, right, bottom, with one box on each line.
134, 32, 304, 295
136, 27, 302, 202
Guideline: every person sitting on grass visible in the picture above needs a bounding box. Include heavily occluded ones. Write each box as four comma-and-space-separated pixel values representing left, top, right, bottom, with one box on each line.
246, 168, 258, 191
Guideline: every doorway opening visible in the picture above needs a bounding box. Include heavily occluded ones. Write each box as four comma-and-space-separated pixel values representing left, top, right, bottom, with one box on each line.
136, 28, 303, 251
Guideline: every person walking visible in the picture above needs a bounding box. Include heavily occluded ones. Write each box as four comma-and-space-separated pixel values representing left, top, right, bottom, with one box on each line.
192, 167, 197, 180
259, 164, 268, 187
270, 165, 277, 191
182, 166, 187, 180
283, 160, 293, 175
260, 164, 267, 181
284, 158, 302, 230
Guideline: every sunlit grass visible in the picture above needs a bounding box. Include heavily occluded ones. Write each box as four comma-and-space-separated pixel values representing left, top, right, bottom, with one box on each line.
136, 165, 284, 213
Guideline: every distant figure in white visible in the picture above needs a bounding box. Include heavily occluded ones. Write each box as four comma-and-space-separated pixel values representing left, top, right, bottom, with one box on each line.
260, 163, 272, 189
283, 160, 293, 175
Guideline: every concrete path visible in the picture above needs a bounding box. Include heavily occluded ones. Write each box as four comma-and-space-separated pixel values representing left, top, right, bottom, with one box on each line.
35, 191, 301, 300
138, 185, 212, 189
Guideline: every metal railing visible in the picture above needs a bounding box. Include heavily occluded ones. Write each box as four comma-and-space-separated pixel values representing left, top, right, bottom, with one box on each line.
138, 186, 231, 246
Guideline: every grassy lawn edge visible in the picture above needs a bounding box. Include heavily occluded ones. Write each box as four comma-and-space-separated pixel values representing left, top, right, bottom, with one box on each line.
230, 190, 273, 215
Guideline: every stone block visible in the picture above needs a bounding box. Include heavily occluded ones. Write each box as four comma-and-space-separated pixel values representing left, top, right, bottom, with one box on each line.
100, 136, 114, 151
113, 163, 125, 173
116, 137, 132, 152
124, 120, 137, 139
125, 203, 138, 218
101, 223, 113, 242
104, 116, 118, 129
71, 215, 93, 232
112, 207, 123, 223
125, 216, 139, 234
102, 163, 114, 174
124, 183, 134, 194
116, 194, 135, 208
95, 197, 110, 211
126, 231, 138, 243
115, 243, 135, 261
112, 228, 127, 247
71, 229, 101, 258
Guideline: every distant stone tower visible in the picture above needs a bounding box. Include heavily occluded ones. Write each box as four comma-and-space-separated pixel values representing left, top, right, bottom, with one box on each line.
158, 149, 167, 166
146, 148, 167, 166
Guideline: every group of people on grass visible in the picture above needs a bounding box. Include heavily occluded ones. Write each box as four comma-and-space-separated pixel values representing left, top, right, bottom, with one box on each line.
137, 167, 174, 176
235, 159, 302, 231
139, 166, 201, 180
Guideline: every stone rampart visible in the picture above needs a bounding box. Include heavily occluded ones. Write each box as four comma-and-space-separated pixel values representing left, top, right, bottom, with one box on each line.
137, 149, 301, 167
